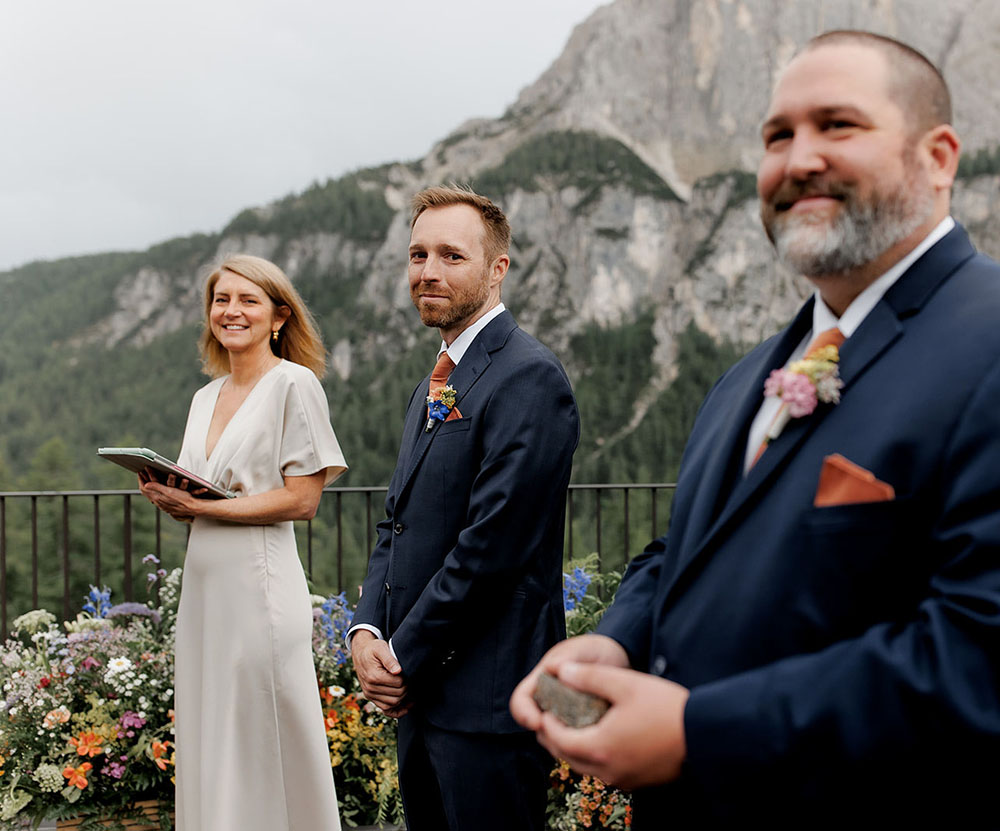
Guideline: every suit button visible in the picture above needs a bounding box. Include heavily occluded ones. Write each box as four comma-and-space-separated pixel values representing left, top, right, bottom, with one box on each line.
393, 523, 404, 534
651, 655, 668, 675
384, 582, 391, 595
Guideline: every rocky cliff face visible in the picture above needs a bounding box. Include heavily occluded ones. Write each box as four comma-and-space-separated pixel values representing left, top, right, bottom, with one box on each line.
40, 0, 1000, 448
428, 0, 1000, 195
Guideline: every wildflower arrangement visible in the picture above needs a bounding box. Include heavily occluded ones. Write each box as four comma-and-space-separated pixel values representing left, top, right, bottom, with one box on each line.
0, 557, 179, 827
547, 556, 632, 830
310, 591, 405, 827
762, 343, 843, 445
425, 384, 459, 430
549, 762, 632, 830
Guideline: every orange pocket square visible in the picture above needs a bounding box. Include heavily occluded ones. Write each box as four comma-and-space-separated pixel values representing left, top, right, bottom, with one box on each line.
814, 453, 895, 507
445, 406, 462, 422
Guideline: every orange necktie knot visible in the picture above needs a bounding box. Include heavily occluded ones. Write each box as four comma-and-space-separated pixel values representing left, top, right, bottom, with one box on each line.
805, 327, 845, 358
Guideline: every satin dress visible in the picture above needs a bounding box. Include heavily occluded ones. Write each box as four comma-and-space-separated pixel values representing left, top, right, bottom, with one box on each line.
174, 359, 346, 830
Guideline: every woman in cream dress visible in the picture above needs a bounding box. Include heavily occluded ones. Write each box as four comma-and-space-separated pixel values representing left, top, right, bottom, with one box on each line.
139, 255, 345, 831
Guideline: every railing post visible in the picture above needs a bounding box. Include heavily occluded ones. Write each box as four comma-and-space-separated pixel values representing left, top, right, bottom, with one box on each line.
623, 488, 630, 563
595, 488, 603, 574
336, 491, 343, 594
365, 492, 373, 560
62, 495, 71, 622
93, 495, 101, 584
123, 494, 133, 602
567, 489, 574, 561
1, 496, 7, 639
31, 495, 38, 609
651, 486, 658, 540
307, 517, 314, 579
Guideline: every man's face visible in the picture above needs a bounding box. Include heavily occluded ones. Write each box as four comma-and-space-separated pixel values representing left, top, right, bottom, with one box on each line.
757, 43, 935, 277
408, 204, 501, 337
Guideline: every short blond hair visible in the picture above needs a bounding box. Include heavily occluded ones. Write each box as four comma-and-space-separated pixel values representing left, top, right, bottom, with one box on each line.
198, 254, 327, 378
410, 185, 511, 264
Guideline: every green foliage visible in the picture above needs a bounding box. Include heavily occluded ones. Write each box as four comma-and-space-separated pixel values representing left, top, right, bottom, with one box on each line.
222, 173, 394, 243
957, 144, 1000, 179
472, 130, 679, 206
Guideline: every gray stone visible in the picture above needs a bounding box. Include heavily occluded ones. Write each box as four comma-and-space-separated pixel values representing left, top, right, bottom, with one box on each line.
533, 672, 610, 728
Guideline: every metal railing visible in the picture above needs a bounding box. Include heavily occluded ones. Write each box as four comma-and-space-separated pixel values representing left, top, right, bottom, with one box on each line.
0, 483, 675, 638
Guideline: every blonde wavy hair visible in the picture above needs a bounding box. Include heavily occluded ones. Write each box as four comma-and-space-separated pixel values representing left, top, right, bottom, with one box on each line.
198, 254, 327, 379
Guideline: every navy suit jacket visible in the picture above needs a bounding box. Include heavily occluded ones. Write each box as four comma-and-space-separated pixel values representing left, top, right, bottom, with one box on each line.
355, 311, 580, 733
598, 225, 1000, 826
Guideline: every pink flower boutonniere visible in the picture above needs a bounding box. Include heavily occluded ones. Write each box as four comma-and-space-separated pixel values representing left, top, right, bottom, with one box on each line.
762, 344, 843, 444
425, 384, 458, 431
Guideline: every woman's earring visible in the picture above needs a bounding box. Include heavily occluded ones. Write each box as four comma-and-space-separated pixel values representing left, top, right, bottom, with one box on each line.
272, 330, 279, 343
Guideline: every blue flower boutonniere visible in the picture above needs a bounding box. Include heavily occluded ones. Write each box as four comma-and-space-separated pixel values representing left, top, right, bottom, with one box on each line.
425, 385, 458, 431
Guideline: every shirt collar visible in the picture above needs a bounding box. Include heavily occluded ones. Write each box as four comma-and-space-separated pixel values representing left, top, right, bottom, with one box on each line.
437, 303, 506, 367
812, 216, 955, 337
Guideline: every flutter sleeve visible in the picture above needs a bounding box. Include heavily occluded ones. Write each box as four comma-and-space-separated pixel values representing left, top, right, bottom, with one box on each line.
278, 367, 348, 485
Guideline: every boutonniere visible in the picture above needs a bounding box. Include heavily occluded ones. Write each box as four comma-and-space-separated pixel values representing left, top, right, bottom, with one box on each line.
762, 344, 843, 444
425, 384, 458, 431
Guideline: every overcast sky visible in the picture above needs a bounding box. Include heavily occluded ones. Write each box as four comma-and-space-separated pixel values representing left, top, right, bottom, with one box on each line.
0, 0, 607, 272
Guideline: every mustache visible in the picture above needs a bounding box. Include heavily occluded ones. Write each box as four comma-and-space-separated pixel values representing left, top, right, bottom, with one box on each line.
769, 179, 853, 212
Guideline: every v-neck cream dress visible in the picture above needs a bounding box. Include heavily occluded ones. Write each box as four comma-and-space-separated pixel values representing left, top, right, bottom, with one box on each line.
174, 360, 346, 831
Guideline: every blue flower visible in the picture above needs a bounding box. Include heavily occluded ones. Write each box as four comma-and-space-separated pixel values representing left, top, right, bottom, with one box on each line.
427, 400, 451, 422
562, 567, 592, 612
320, 592, 354, 666
82, 585, 112, 618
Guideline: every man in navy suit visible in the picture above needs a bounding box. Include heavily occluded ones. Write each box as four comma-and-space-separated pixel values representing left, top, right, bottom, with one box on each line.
513, 30, 1000, 827
350, 186, 579, 830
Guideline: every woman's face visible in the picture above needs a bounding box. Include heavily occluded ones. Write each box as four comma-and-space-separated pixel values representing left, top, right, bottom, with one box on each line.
209, 270, 288, 357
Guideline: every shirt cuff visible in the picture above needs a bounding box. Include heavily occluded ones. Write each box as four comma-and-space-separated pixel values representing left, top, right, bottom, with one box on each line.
345, 623, 383, 649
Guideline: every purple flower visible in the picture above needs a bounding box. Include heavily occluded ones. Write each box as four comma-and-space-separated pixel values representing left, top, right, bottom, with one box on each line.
102, 760, 126, 779
120, 710, 147, 730
142, 554, 160, 565
107, 603, 161, 624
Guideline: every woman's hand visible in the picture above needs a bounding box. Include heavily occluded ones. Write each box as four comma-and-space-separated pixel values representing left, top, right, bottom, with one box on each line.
138, 468, 207, 522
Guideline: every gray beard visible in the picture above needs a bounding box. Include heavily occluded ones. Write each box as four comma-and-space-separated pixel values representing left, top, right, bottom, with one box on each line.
767, 177, 935, 278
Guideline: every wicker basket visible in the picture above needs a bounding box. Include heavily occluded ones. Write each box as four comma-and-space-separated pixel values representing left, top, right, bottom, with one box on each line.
55, 800, 174, 830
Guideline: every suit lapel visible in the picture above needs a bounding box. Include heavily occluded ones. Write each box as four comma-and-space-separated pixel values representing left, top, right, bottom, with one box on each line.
394, 312, 515, 498
669, 302, 814, 572
676, 302, 816, 550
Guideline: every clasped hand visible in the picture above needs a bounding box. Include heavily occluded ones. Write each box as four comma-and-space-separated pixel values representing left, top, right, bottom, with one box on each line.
350, 631, 412, 718
137, 469, 206, 522
510, 634, 690, 790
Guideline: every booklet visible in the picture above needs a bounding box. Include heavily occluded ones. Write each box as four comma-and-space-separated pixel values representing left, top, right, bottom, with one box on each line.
97, 447, 235, 499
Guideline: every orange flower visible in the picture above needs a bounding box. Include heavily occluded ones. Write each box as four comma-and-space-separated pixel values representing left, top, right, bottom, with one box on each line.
42, 707, 71, 729
151, 740, 172, 770
63, 762, 93, 789
69, 732, 103, 758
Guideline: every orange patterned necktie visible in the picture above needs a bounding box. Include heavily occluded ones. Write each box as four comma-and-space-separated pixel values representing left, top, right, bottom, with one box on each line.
426, 351, 456, 426
750, 327, 845, 468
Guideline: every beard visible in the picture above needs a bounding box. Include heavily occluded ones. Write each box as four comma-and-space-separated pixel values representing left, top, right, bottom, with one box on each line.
761, 158, 935, 277
411, 268, 492, 331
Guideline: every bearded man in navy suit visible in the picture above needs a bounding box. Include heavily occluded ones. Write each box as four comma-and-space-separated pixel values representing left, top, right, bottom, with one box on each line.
513, 30, 1000, 828
349, 186, 579, 831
